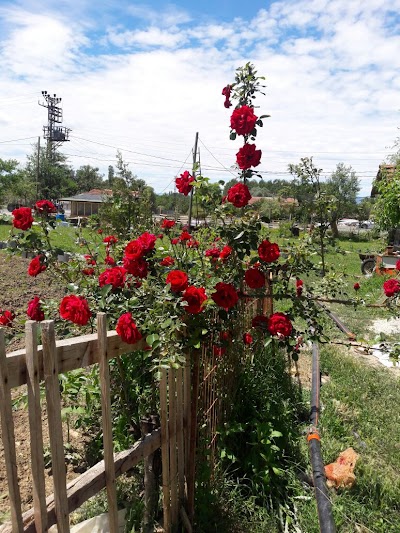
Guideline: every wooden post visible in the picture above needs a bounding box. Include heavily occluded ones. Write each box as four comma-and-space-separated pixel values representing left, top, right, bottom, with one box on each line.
26, 321, 48, 532
183, 354, 191, 500
160, 368, 171, 532
187, 351, 200, 522
42, 321, 70, 532
0, 328, 23, 532
97, 313, 119, 533
141, 416, 159, 532
168, 369, 178, 529
176, 367, 185, 503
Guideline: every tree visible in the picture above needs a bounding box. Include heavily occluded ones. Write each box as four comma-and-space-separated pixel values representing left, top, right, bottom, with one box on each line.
0, 158, 25, 206
325, 163, 359, 237
73, 165, 105, 193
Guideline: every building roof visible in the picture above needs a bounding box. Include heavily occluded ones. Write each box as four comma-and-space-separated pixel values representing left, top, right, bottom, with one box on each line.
60, 188, 139, 203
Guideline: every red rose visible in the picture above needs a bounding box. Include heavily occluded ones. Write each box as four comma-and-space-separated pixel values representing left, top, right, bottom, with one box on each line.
258, 240, 280, 262
171, 238, 180, 245
59, 295, 91, 326
138, 232, 157, 254
175, 170, 195, 195
123, 257, 149, 278
84, 254, 96, 265
82, 268, 95, 276
245, 268, 266, 289
116, 312, 143, 344
182, 286, 207, 314
161, 219, 175, 229
12, 207, 34, 230
296, 279, 303, 288
27, 296, 44, 321
236, 143, 262, 170
219, 245, 232, 261
222, 85, 232, 98
252, 315, 269, 330
268, 312, 293, 337
213, 346, 226, 357
35, 200, 57, 213
105, 256, 116, 266
396, 260, 400, 271
28, 255, 47, 277
103, 235, 118, 245
179, 231, 192, 241
0, 309, 14, 327
383, 278, 400, 297
353, 282, 360, 291
220, 331, 231, 342
124, 239, 144, 259
211, 282, 239, 310
99, 267, 126, 289
97, 228, 103, 234
205, 247, 220, 258
243, 332, 253, 345
230, 105, 258, 136
160, 256, 175, 266
166, 270, 189, 293
227, 183, 252, 208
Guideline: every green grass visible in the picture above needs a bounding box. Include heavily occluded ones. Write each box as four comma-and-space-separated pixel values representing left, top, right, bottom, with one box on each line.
293, 346, 400, 532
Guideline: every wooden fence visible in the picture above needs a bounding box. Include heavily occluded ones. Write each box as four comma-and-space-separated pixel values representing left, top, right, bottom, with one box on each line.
0, 313, 192, 533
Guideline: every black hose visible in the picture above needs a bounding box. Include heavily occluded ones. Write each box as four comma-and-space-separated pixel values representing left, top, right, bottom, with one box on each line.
308, 343, 336, 533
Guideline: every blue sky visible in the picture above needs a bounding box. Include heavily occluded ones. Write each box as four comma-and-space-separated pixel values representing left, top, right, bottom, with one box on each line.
0, 0, 400, 196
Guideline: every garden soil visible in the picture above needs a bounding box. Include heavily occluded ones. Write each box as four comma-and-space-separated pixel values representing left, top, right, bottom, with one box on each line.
0, 252, 84, 523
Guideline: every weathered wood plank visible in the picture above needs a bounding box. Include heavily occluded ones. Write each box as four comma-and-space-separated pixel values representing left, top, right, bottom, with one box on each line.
97, 313, 118, 533
25, 321, 48, 532
42, 321, 70, 532
168, 370, 178, 527
0, 429, 161, 533
160, 369, 171, 532
0, 328, 23, 532
6, 331, 145, 389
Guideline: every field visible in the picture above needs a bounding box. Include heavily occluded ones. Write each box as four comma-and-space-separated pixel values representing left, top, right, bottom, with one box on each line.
0, 223, 400, 530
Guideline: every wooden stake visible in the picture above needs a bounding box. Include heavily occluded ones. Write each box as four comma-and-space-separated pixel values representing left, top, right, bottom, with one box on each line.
97, 313, 118, 533
160, 368, 171, 532
42, 321, 70, 532
187, 351, 200, 522
26, 321, 48, 532
0, 328, 23, 532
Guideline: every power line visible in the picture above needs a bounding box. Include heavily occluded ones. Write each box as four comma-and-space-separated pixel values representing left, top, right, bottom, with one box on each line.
0, 136, 37, 144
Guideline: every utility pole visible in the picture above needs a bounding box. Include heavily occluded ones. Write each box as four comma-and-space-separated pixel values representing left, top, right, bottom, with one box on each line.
36, 136, 40, 200
38, 91, 70, 199
187, 131, 199, 230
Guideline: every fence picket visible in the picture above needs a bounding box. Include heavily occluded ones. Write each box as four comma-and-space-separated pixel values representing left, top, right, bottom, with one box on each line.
41, 321, 70, 533
26, 320, 48, 532
176, 367, 185, 503
168, 369, 178, 528
0, 329, 23, 532
160, 368, 171, 532
97, 313, 119, 533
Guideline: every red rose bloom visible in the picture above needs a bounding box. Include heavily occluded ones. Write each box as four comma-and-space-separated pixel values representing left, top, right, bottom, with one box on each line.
84, 254, 96, 265
213, 346, 226, 357
82, 268, 95, 276
396, 260, 400, 271
227, 183, 252, 208
258, 240, 280, 263
245, 268, 266, 289
0, 309, 14, 327
243, 332, 253, 345
187, 239, 199, 248
236, 143, 262, 170
166, 270, 189, 293
219, 245, 232, 261
99, 267, 126, 289
268, 312, 293, 337
28, 255, 47, 277
230, 105, 258, 136
212, 282, 239, 310
222, 85, 231, 98
383, 278, 400, 297
12, 207, 34, 230
27, 296, 44, 321
353, 282, 360, 291
116, 312, 143, 344
59, 295, 91, 326
103, 235, 118, 245
296, 279, 303, 288
138, 232, 157, 254
171, 238, 180, 245
176, 170, 195, 196
179, 231, 192, 242
123, 257, 149, 278
105, 256, 116, 266
124, 239, 144, 259
35, 200, 57, 213
161, 219, 176, 229
252, 315, 269, 330
205, 247, 220, 258
182, 286, 207, 314
97, 228, 103, 234
160, 256, 175, 266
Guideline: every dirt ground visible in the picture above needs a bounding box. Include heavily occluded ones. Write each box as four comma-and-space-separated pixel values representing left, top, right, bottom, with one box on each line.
0, 252, 83, 523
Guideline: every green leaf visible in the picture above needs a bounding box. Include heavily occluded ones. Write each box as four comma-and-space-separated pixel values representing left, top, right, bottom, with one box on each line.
146, 334, 160, 346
